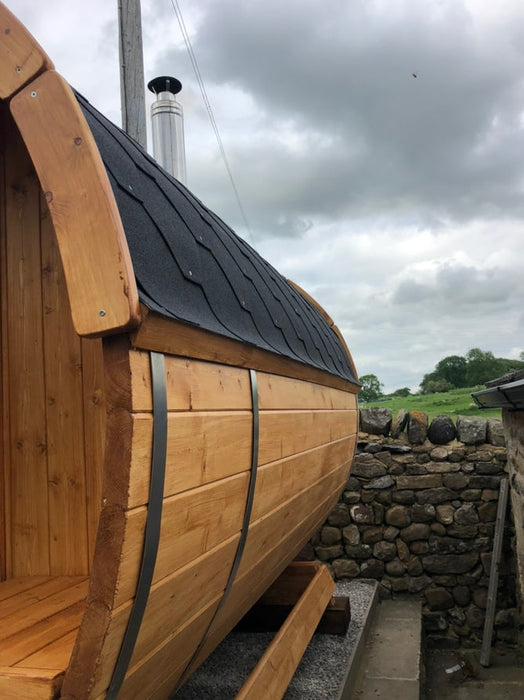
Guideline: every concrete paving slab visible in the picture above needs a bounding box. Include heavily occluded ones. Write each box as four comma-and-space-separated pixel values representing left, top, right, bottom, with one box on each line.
356, 676, 420, 699
353, 598, 422, 699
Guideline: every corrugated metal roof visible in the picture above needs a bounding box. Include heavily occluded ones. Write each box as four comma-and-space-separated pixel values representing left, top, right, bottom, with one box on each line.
76, 92, 357, 385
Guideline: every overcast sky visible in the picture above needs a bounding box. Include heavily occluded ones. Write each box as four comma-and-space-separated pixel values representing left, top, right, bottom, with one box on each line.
9, 0, 524, 392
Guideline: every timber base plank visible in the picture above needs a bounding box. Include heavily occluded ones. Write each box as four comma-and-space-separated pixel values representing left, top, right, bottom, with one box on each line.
235, 595, 351, 636
0, 576, 88, 699
234, 562, 336, 700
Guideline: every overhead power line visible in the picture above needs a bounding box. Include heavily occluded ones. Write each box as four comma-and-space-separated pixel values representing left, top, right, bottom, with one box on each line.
169, 0, 254, 242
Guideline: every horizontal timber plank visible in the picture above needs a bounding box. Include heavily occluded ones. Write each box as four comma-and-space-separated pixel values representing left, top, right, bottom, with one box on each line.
238, 462, 348, 579
258, 410, 356, 465
0, 576, 51, 602
131, 309, 359, 395
129, 352, 252, 412
90, 536, 239, 695
115, 472, 249, 606
252, 437, 353, 521
0, 600, 85, 667
0, 579, 88, 642
236, 565, 335, 700
128, 411, 252, 506
0, 667, 63, 700
183, 486, 342, 679
17, 629, 77, 670
0, 577, 87, 621
92, 598, 220, 699
257, 372, 356, 410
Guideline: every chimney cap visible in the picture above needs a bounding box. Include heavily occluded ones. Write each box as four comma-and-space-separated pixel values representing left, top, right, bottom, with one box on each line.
148, 76, 182, 95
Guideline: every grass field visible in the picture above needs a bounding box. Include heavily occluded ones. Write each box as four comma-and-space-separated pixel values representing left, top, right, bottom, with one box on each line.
364, 386, 501, 421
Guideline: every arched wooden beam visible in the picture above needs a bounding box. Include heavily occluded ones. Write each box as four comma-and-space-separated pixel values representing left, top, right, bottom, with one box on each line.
0, 2, 54, 99
9, 71, 141, 336
1, 3, 140, 336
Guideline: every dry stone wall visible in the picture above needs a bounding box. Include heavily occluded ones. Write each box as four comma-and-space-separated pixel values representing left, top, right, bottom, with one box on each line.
309, 409, 519, 648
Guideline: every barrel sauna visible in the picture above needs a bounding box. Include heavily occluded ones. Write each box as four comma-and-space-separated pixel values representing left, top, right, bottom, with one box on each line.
0, 4, 359, 698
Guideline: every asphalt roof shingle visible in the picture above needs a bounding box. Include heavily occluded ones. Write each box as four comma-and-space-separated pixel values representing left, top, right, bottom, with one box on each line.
76, 92, 357, 385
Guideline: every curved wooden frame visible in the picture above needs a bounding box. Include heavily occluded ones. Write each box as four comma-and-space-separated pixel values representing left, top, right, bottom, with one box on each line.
1, 3, 140, 337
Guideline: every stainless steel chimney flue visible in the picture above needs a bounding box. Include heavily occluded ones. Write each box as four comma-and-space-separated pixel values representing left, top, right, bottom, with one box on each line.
148, 76, 187, 184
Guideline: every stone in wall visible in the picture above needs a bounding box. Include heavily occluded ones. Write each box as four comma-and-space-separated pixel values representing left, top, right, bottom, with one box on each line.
360, 408, 392, 436
428, 415, 456, 445
456, 416, 487, 445
487, 418, 505, 447
391, 409, 409, 438
408, 411, 428, 444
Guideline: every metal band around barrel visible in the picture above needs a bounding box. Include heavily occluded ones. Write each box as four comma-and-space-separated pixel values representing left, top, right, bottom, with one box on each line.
175, 368, 260, 689
106, 351, 168, 699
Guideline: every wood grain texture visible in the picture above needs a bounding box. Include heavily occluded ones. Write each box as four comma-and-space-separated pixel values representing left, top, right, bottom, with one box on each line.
41, 196, 88, 575
10, 70, 140, 336
4, 115, 49, 577
80, 338, 105, 568
115, 471, 250, 606
60, 337, 136, 700
238, 462, 349, 580
252, 438, 353, 521
113, 600, 219, 700
0, 667, 64, 700
89, 537, 239, 697
128, 351, 252, 412
182, 487, 342, 683
257, 372, 356, 410
128, 410, 252, 506
0, 104, 7, 582
0, 2, 53, 99
132, 308, 359, 395
236, 565, 335, 700
258, 410, 357, 465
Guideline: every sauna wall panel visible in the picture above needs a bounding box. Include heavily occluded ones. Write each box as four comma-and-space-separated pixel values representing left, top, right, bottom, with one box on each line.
1, 114, 103, 577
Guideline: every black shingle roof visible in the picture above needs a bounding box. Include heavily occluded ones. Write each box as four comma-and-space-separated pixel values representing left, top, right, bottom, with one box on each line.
76, 92, 357, 385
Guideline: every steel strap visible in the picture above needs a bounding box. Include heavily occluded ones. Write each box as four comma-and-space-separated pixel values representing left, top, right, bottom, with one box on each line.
174, 368, 260, 691
106, 351, 168, 699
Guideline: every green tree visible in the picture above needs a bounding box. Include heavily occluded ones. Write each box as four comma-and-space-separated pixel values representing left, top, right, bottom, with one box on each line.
391, 387, 411, 397
359, 374, 383, 403
434, 355, 468, 388
422, 378, 454, 394
465, 348, 497, 385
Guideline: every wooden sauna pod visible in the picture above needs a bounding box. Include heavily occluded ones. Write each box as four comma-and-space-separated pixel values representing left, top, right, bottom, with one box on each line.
0, 5, 359, 698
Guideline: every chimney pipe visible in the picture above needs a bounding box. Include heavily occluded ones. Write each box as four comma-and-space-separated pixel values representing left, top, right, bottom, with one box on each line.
147, 76, 187, 184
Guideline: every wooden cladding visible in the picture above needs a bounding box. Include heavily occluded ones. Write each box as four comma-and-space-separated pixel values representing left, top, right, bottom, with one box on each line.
62, 340, 357, 698
1, 112, 104, 578
132, 307, 359, 395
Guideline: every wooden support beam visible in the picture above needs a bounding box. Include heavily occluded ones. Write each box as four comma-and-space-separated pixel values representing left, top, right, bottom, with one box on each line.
235, 563, 335, 700
235, 595, 351, 636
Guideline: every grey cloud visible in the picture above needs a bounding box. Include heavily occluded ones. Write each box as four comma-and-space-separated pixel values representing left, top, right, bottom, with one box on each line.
392, 263, 517, 308
154, 0, 524, 234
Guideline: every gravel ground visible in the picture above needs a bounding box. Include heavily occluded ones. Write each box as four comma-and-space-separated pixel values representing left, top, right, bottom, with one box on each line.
173, 580, 376, 699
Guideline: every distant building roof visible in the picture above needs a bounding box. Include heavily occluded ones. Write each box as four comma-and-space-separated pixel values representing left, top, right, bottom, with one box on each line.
77, 92, 357, 385
472, 369, 524, 410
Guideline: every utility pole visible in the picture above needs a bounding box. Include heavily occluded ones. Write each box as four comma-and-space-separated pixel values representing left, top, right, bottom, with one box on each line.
118, 0, 146, 149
